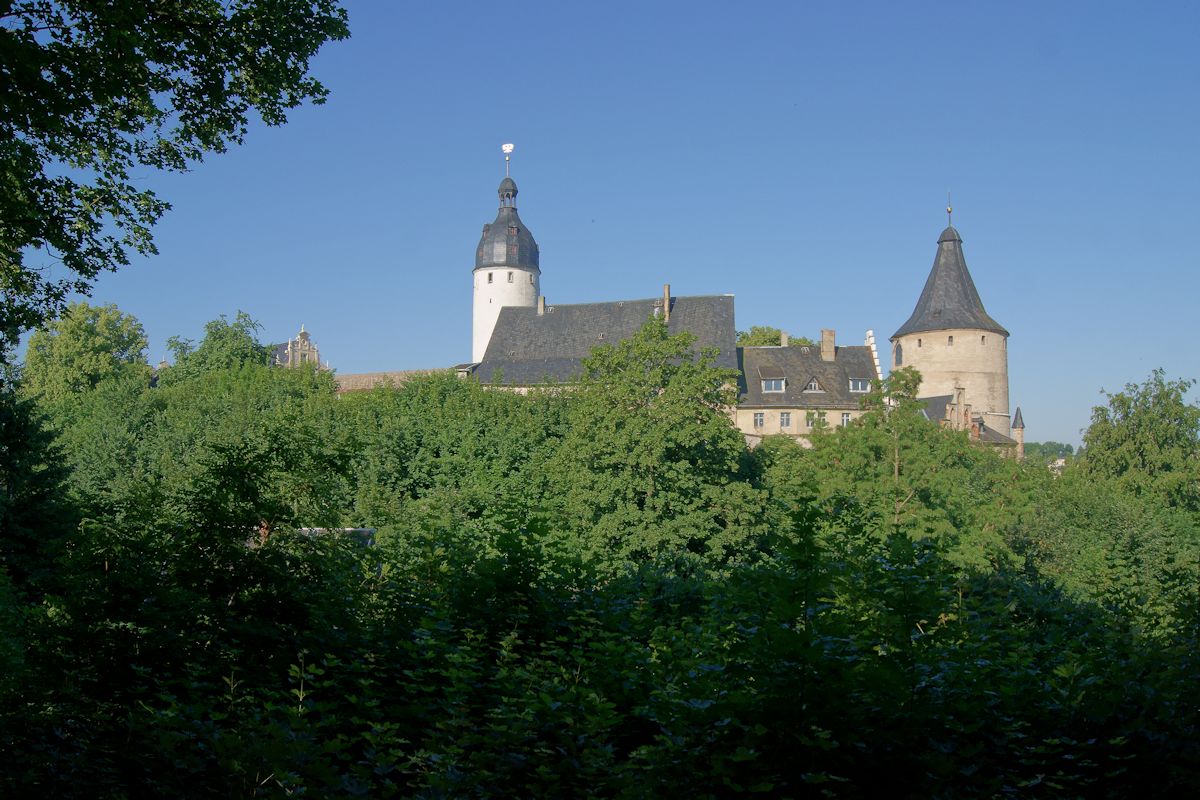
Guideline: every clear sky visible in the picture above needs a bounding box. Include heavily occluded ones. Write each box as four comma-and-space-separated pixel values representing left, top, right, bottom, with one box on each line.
75, 0, 1198, 445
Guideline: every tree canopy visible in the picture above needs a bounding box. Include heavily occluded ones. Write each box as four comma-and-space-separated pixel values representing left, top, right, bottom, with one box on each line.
21, 301, 150, 404
1081, 369, 1200, 513
4, 306, 1200, 795
0, 1, 349, 351
735, 325, 815, 347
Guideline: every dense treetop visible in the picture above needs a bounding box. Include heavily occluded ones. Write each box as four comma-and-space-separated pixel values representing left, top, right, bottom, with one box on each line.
0, 1, 349, 351
2, 305, 1198, 796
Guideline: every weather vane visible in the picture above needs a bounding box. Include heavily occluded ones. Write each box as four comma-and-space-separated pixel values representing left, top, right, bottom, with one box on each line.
502, 143, 514, 176
947, 191, 953, 225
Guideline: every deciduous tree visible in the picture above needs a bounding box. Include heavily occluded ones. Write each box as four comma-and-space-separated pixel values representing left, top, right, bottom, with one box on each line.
1081, 369, 1200, 513
0, 1, 349, 351
21, 301, 150, 404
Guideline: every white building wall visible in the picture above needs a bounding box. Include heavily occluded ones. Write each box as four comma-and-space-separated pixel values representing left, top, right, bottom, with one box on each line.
472, 266, 540, 362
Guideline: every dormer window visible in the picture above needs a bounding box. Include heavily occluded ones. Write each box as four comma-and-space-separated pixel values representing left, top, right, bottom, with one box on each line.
804, 378, 823, 392
508, 226, 518, 236
762, 378, 784, 393
849, 378, 870, 393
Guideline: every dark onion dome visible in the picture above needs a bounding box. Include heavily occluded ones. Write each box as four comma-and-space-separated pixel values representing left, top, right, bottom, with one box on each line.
892, 225, 1008, 338
475, 177, 540, 271
498, 176, 517, 201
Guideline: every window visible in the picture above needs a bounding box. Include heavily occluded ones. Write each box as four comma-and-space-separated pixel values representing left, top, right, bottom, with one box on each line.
948, 335, 954, 346
753, 412, 764, 428
917, 338, 922, 348
842, 412, 852, 427
487, 272, 493, 284
806, 411, 826, 429
849, 378, 870, 393
508, 226, 518, 236
981, 335, 986, 345
804, 378, 823, 392
780, 412, 791, 428
894, 343, 903, 366
529, 274, 534, 284
762, 378, 784, 393
507, 272, 513, 283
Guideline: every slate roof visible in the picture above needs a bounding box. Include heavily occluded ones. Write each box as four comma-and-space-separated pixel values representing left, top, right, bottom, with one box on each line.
473, 295, 737, 385
919, 394, 954, 423
893, 225, 1008, 339
738, 344, 877, 409
475, 178, 540, 271
1011, 406, 1024, 429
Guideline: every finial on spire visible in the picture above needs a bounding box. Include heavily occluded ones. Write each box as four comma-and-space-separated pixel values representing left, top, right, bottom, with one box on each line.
502, 143, 514, 177
946, 191, 953, 226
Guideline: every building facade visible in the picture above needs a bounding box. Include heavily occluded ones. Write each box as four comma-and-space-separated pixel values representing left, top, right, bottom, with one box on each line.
336, 167, 1021, 449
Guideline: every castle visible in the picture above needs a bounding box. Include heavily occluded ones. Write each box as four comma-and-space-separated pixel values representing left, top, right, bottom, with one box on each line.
330, 165, 1023, 453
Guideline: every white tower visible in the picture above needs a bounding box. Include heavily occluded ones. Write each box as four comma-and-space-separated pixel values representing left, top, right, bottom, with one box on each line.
472, 146, 541, 362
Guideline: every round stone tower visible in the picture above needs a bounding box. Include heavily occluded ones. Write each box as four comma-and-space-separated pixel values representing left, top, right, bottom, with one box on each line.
891, 224, 1011, 434
472, 175, 541, 362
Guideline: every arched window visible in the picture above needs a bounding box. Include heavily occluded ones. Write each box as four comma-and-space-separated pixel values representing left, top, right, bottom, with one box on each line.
894, 343, 903, 366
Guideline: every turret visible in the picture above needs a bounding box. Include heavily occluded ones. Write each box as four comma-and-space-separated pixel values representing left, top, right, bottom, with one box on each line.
1011, 406, 1025, 461
891, 220, 1011, 434
472, 167, 541, 362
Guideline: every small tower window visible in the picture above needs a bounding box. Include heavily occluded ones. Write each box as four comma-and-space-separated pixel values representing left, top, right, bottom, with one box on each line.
981, 336, 986, 345
894, 343, 903, 366
508, 226, 518, 236
507, 272, 513, 283
487, 272, 493, 284
529, 274, 534, 284
948, 335, 954, 346
917, 338, 922, 348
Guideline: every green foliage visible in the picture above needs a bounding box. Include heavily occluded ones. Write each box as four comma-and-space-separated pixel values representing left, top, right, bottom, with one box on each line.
736, 325, 815, 347
21, 301, 150, 406
4, 312, 1200, 797
548, 316, 766, 573
1080, 369, 1200, 513
159, 312, 273, 385
1023, 440, 1075, 464
0, 1, 349, 348
0, 385, 74, 593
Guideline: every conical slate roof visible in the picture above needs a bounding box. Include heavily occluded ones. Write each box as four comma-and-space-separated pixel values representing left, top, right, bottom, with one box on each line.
475, 178, 540, 271
1011, 407, 1024, 429
892, 225, 1008, 339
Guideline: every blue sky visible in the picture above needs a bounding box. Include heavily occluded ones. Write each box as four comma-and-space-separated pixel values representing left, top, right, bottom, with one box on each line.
76, 0, 1198, 445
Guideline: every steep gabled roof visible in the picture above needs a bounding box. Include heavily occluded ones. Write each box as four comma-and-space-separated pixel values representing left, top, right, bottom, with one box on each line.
893, 226, 1008, 339
738, 344, 877, 409
473, 295, 737, 385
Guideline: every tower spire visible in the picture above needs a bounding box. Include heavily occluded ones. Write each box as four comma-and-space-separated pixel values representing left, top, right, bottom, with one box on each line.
502, 142, 514, 177
946, 191, 953, 226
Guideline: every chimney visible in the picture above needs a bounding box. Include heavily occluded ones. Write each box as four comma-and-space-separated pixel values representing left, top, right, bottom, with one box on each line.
780, 331, 790, 347
820, 329, 835, 361
537, 295, 545, 315
663, 284, 671, 322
